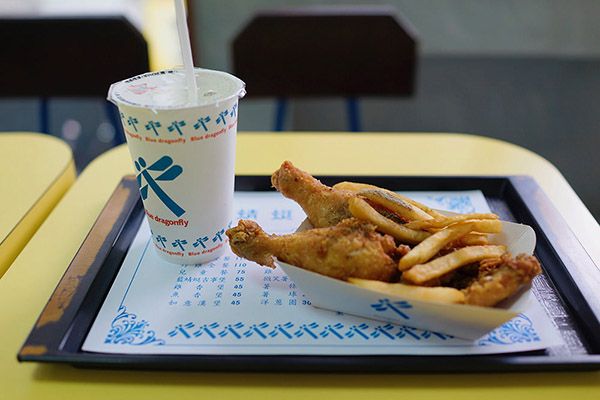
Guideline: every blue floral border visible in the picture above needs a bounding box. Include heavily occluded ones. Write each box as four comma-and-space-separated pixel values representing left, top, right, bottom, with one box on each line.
104, 305, 165, 346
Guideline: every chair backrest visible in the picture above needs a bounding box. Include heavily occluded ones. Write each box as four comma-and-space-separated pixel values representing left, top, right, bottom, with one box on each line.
232, 6, 417, 98
0, 16, 149, 97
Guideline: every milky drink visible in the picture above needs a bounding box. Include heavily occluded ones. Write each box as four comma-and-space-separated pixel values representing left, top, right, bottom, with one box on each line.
109, 68, 245, 264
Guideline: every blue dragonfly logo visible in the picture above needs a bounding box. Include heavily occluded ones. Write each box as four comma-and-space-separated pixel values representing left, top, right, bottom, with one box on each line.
345, 323, 370, 339
194, 116, 211, 131
212, 228, 225, 243
320, 323, 345, 339
127, 116, 139, 132
396, 326, 421, 340
243, 322, 270, 339
216, 110, 229, 126
219, 322, 245, 339
294, 322, 319, 339
193, 236, 209, 249
193, 322, 220, 339
167, 120, 186, 136
371, 299, 412, 319
145, 120, 162, 136
156, 235, 167, 247
135, 155, 185, 217
172, 239, 188, 251
168, 322, 195, 338
371, 324, 396, 340
269, 322, 294, 339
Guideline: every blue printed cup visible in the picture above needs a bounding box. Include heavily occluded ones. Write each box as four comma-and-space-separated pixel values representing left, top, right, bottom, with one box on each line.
109, 68, 245, 264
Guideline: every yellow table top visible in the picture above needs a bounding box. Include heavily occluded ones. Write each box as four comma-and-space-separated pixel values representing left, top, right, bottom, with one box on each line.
0, 132, 75, 278
1, 132, 598, 400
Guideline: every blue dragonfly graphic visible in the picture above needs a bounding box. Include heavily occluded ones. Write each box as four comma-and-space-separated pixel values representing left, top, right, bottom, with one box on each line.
219, 322, 245, 339
269, 322, 294, 339
371, 324, 396, 340
371, 299, 412, 319
127, 116, 139, 131
145, 120, 162, 136
135, 156, 185, 217
194, 322, 220, 338
320, 323, 345, 339
396, 326, 421, 340
172, 239, 188, 251
168, 322, 195, 338
212, 229, 225, 242
193, 116, 211, 131
134, 156, 185, 217
294, 322, 319, 339
167, 120, 186, 136
216, 110, 229, 126
156, 235, 167, 247
345, 323, 370, 339
243, 322, 269, 339
193, 236, 209, 249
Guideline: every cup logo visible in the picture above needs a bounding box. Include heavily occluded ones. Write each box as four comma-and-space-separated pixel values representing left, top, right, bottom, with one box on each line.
135, 155, 186, 217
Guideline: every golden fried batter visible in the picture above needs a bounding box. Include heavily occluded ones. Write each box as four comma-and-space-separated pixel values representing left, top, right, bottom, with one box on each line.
226, 218, 398, 281
271, 161, 355, 228
463, 254, 542, 307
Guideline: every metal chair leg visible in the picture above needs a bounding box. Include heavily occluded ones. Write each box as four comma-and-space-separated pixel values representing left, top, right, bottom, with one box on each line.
40, 97, 49, 134
346, 97, 361, 132
274, 98, 287, 131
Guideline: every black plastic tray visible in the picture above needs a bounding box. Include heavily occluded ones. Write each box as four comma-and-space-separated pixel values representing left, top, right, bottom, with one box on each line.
18, 175, 600, 372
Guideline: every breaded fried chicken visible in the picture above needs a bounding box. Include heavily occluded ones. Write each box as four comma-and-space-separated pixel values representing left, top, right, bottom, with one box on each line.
463, 254, 542, 307
271, 161, 355, 228
226, 218, 398, 282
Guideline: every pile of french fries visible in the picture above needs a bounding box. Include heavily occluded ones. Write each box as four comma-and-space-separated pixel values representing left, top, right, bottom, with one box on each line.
333, 182, 507, 305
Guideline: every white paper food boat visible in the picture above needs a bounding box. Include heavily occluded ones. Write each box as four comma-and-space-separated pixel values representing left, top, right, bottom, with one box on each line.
276, 219, 536, 340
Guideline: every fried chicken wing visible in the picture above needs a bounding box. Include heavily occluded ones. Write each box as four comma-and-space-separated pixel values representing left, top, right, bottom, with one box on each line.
462, 254, 542, 307
271, 161, 354, 228
226, 218, 398, 282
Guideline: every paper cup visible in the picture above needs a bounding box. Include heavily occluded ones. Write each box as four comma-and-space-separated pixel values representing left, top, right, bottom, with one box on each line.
109, 68, 245, 264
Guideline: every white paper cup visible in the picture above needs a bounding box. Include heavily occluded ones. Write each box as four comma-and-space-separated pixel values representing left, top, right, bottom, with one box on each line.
109, 68, 245, 264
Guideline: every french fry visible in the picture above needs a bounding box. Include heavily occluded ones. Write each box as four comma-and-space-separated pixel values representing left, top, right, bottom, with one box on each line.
358, 189, 432, 221
404, 213, 499, 230
348, 197, 430, 244
467, 219, 502, 234
334, 181, 446, 219
402, 245, 506, 285
453, 233, 489, 246
349, 278, 465, 304
398, 222, 476, 271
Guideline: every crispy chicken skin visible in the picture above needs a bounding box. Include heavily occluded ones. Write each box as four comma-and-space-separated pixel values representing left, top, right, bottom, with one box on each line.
226, 218, 398, 282
271, 161, 354, 228
462, 254, 542, 307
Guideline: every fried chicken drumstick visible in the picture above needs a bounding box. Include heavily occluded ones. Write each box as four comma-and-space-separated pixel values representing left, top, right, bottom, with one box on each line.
226, 218, 398, 282
463, 254, 542, 306
271, 161, 354, 228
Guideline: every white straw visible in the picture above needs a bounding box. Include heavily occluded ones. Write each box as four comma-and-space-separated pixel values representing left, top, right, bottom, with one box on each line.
175, 0, 198, 105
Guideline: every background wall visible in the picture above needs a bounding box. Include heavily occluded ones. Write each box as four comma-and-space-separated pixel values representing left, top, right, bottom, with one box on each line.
192, 0, 600, 220
0, 0, 598, 220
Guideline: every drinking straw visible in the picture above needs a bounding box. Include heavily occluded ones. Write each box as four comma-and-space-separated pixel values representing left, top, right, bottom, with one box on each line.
175, 0, 198, 105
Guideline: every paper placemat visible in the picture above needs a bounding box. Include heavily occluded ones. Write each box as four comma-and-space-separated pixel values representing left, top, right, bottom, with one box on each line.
82, 191, 562, 355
